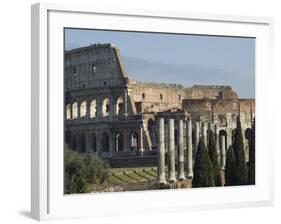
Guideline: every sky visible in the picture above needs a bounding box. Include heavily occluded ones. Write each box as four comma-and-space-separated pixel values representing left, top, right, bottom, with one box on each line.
65, 28, 255, 98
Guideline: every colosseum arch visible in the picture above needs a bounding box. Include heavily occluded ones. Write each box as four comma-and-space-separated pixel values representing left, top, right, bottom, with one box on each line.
101, 132, 110, 152
90, 99, 97, 118
72, 134, 77, 151
65, 130, 71, 147
219, 130, 227, 151
148, 118, 157, 149
115, 96, 124, 116
79, 133, 86, 153
114, 132, 124, 152
102, 98, 110, 117
245, 128, 252, 140
80, 101, 87, 118
72, 102, 78, 119
66, 104, 71, 120
130, 131, 138, 151
90, 133, 97, 152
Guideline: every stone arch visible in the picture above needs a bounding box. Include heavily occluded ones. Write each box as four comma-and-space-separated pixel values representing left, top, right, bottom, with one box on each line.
90, 133, 97, 152
72, 102, 78, 119
114, 132, 124, 152
101, 132, 110, 152
80, 101, 87, 118
90, 99, 97, 118
72, 134, 77, 151
148, 118, 157, 149
219, 130, 227, 151
79, 133, 86, 153
130, 131, 138, 151
232, 128, 236, 143
66, 104, 71, 120
102, 97, 110, 117
115, 96, 124, 116
245, 128, 252, 140
65, 130, 71, 147
218, 115, 227, 127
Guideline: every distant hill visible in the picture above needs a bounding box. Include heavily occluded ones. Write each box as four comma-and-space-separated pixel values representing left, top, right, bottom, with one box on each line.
121, 56, 254, 98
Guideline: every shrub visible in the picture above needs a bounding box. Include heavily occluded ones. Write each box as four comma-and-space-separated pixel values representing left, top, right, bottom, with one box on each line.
64, 146, 109, 194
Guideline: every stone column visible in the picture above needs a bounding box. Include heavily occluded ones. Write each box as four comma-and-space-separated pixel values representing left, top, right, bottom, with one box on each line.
178, 119, 185, 180
110, 96, 114, 120
214, 124, 220, 164
186, 119, 193, 178
77, 99, 81, 119
123, 89, 128, 116
220, 135, 226, 170
226, 128, 232, 150
195, 122, 200, 153
202, 122, 207, 147
168, 119, 176, 182
157, 118, 166, 184
139, 127, 144, 155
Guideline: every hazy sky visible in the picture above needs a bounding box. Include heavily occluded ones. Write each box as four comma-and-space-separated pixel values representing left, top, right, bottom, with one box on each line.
65, 28, 255, 98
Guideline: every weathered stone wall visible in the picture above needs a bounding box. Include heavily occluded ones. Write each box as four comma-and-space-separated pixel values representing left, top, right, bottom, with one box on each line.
185, 85, 238, 99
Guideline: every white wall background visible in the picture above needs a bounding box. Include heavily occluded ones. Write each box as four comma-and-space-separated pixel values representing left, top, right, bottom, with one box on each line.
0, 0, 280, 223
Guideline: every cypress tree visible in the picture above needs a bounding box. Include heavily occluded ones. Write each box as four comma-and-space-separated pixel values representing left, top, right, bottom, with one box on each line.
248, 118, 255, 185
233, 115, 248, 185
225, 146, 238, 186
208, 130, 222, 186
192, 138, 215, 188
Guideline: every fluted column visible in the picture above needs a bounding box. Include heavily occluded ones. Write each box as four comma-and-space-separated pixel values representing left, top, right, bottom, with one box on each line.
186, 119, 193, 178
157, 118, 166, 184
220, 135, 226, 170
178, 119, 185, 180
168, 119, 176, 182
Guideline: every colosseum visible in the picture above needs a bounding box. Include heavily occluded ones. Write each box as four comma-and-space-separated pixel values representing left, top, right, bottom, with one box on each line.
64, 43, 255, 169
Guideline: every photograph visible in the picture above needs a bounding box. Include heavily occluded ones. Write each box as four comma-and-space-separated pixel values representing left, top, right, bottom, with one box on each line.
63, 28, 255, 194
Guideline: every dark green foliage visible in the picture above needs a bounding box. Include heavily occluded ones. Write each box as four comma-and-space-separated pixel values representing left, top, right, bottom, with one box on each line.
248, 118, 255, 185
192, 138, 215, 188
233, 115, 248, 185
208, 130, 222, 186
64, 146, 109, 194
225, 146, 238, 186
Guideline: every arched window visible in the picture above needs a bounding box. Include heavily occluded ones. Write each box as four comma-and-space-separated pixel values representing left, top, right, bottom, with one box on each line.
115, 132, 124, 152
90, 99, 97, 118
130, 132, 138, 151
66, 104, 71, 120
80, 101, 87, 118
115, 96, 124, 116
72, 102, 78, 119
79, 133, 86, 153
102, 98, 110, 117
101, 132, 110, 152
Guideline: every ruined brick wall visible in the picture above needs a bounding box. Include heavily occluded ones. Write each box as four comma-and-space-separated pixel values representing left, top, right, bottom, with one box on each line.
185, 85, 238, 99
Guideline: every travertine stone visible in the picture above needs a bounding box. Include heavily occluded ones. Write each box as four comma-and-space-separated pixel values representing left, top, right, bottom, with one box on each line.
157, 118, 166, 184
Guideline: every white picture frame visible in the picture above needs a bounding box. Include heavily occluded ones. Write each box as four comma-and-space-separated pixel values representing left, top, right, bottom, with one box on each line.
31, 2, 274, 221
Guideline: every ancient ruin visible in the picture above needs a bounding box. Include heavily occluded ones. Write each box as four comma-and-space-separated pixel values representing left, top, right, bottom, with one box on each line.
64, 43, 255, 182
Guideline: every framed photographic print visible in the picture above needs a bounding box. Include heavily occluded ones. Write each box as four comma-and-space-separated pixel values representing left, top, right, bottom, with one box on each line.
31, 2, 274, 221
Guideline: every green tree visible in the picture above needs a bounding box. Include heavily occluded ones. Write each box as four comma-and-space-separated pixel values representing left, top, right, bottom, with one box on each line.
208, 130, 222, 186
225, 146, 238, 186
248, 118, 255, 185
64, 146, 110, 194
233, 115, 248, 185
192, 138, 215, 188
